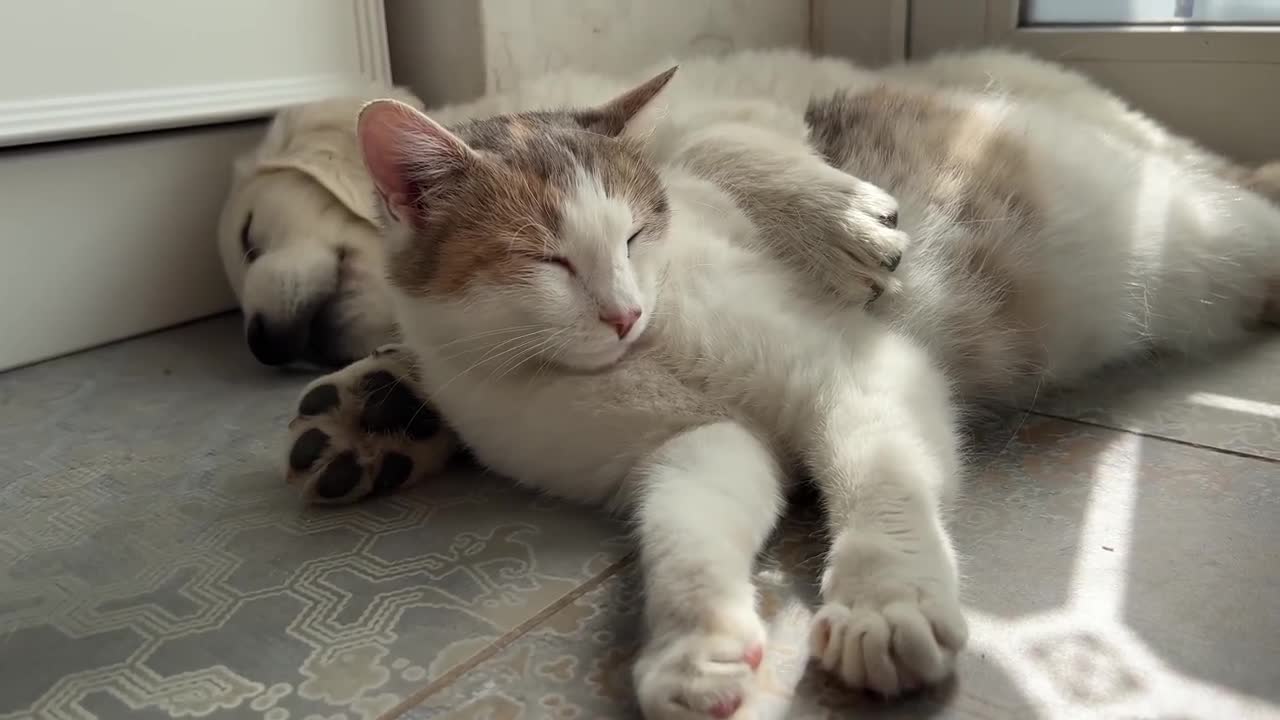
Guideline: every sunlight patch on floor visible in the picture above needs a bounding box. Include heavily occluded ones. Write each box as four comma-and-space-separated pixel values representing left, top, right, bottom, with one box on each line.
1185, 390, 1280, 419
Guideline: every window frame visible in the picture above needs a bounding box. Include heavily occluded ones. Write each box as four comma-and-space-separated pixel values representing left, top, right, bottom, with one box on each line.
982, 1, 1280, 63
905, 0, 1280, 163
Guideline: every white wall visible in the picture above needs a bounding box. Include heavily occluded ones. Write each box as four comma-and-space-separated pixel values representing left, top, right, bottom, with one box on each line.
0, 124, 263, 370
387, 0, 812, 106
0, 1, 391, 370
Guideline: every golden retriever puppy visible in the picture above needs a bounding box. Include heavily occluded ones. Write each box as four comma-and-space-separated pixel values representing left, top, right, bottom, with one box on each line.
217, 88, 421, 366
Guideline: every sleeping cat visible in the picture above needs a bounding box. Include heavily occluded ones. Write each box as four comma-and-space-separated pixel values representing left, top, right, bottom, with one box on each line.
284, 52, 1280, 719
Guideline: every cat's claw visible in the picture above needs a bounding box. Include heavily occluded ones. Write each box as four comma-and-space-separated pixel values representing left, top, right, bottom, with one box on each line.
634, 612, 766, 719
284, 344, 456, 504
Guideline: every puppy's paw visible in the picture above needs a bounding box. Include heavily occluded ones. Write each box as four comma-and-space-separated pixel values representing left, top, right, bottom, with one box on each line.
285, 344, 456, 504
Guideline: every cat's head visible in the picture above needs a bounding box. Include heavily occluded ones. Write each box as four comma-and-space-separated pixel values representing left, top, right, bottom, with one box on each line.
355, 69, 677, 372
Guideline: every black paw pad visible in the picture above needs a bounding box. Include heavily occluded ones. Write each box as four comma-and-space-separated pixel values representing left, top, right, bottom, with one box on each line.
289, 428, 330, 471
298, 384, 340, 416
358, 371, 441, 439
314, 451, 362, 499
374, 452, 414, 494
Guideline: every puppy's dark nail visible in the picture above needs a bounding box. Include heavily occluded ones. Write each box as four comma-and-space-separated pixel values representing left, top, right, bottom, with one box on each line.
314, 451, 362, 499
880, 210, 898, 229
298, 383, 340, 416
289, 428, 330, 471
882, 252, 902, 272
867, 283, 884, 304
374, 452, 414, 493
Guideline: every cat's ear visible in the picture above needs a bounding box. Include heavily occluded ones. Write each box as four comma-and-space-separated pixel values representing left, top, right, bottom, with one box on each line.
575, 66, 678, 139
356, 99, 474, 223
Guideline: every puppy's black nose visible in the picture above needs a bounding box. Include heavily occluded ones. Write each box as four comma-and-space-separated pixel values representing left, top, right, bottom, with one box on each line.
246, 314, 297, 366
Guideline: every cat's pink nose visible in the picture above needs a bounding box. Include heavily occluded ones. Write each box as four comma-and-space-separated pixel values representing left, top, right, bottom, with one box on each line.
600, 307, 642, 339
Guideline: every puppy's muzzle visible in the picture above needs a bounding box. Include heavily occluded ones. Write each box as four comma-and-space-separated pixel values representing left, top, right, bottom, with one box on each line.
246, 301, 347, 368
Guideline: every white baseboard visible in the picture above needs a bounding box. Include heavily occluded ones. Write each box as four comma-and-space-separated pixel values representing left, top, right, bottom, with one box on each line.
0, 0, 391, 148
0, 123, 265, 371
0, 75, 370, 150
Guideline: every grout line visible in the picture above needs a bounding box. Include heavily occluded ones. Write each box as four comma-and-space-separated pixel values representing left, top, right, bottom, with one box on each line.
379, 552, 636, 719
1028, 409, 1280, 464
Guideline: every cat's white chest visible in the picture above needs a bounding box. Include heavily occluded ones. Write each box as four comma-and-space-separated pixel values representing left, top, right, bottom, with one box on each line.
407, 337, 704, 505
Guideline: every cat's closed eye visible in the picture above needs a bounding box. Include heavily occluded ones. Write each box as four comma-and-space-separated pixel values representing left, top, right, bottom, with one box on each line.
626, 227, 644, 257
542, 255, 576, 275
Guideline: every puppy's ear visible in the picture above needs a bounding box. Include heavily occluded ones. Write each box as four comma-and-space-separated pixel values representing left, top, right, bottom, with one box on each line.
356, 99, 476, 225
255, 133, 383, 226
574, 66, 677, 140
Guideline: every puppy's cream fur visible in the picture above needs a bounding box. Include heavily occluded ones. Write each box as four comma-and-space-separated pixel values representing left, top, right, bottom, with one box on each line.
217, 87, 422, 364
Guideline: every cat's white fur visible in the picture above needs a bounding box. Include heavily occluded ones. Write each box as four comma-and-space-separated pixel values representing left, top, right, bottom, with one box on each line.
355, 49, 1279, 719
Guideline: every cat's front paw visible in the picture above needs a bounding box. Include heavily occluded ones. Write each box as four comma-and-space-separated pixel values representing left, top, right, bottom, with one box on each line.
809, 537, 967, 696
634, 607, 767, 719
284, 345, 456, 504
809, 171, 910, 305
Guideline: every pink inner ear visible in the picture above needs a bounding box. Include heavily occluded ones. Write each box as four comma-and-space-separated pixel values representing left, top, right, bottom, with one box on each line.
357, 100, 416, 208
356, 100, 469, 218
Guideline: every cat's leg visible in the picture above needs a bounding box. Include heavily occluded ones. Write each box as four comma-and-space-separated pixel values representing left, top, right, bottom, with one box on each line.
631, 421, 784, 719
800, 338, 968, 695
284, 344, 457, 503
667, 111, 908, 305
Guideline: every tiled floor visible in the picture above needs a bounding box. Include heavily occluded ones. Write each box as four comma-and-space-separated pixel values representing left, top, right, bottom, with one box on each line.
2, 314, 1278, 720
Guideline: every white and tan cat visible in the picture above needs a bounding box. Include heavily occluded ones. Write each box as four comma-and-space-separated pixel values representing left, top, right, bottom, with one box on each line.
283, 51, 1280, 719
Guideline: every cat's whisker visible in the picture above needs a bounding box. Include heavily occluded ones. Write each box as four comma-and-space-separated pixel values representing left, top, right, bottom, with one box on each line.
435, 324, 546, 350
491, 338, 558, 383
440, 327, 559, 363
436, 331, 561, 392
529, 329, 572, 383
487, 331, 557, 379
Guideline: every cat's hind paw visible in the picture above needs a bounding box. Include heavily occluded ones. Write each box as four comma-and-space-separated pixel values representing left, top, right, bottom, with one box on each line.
284, 345, 456, 504
634, 611, 767, 719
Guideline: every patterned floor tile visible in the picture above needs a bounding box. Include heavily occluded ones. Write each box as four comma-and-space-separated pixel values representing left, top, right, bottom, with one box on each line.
402, 416, 1280, 720
6, 316, 1278, 720
1030, 337, 1280, 461
0, 316, 629, 720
